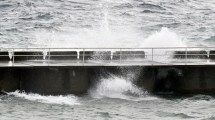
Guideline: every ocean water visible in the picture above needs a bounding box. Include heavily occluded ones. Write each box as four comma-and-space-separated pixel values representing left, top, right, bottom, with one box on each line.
1, 81, 215, 120
1, 72, 215, 120
1, 0, 215, 119
1, 0, 215, 48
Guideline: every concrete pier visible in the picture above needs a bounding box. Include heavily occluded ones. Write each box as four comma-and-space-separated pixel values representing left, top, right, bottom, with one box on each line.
0, 68, 19, 92
0, 52, 11, 61
112, 51, 145, 60
1, 48, 215, 95
138, 66, 215, 94
20, 67, 91, 95
47, 51, 77, 60
0, 65, 215, 95
173, 51, 208, 59
14, 51, 43, 61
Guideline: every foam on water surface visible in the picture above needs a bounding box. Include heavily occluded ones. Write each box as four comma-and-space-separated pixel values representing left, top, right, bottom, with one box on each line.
8, 91, 80, 106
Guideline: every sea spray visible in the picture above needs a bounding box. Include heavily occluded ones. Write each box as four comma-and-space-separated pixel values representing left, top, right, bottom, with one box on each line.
141, 27, 187, 62
32, 0, 141, 48
8, 90, 80, 106
142, 27, 186, 48
89, 75, 145, 100
89, 73, 158, 101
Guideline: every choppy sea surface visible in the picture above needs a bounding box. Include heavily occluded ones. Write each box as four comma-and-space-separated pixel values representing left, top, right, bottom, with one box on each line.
1, 86, 215, 120
1, 0, 215, 48
1, 0, 215, 119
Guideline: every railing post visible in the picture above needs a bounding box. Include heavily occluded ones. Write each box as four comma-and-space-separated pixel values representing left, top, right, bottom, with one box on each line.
185, 47, 187, 65
152, 48, 154, 66
12, 49, 14, 66
48, 48, 50, 66
83, 48, 85, 65
77, 51, 79, 60
120, 48, 122, 64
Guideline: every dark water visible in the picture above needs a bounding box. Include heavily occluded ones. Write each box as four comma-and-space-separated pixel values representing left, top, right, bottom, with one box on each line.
1, 0, 215, 119
1, 91, 215, 120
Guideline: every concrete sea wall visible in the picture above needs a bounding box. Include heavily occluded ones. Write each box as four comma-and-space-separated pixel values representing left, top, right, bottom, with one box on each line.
139, 66, 215, 94
1, 66, 215, 95
0, 67, 93, 95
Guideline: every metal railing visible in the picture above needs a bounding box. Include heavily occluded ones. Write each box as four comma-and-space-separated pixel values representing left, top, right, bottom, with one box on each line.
0, 47, 213, 66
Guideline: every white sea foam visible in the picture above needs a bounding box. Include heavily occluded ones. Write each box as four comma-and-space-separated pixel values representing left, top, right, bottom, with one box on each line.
89, 75, 157, 101
8, 91, 80, 105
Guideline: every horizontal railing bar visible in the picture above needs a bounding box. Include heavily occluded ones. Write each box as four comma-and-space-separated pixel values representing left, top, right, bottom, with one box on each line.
147, 54, 207, 56
172, 54, 208, 55
0, 47, 214, 67
12, 55, 77, 56
0, 47, 215, 49
0, 54, 210, 56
